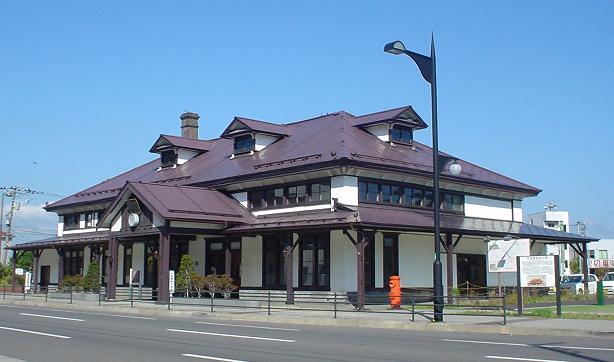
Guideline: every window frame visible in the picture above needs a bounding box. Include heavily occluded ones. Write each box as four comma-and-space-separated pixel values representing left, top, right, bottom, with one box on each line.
389, 124, 414, 144
248, 179, 331, 210
63, 213, 81, 231
233, 134, 255, 154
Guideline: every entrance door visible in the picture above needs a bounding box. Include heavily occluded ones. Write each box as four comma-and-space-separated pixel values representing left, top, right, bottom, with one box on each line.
363, 233, 375, 289
144, 244, 158, 289
456, 253, 487, 294
299, 233, 330, 289
40, 266, 50, 291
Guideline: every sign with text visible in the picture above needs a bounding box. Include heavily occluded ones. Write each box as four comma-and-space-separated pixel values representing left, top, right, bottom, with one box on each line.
169, 270, 175, 294
519, 255, 556, 287
588, 258, 614, 269
129, 269, 141, 286
488, 238, 530, 273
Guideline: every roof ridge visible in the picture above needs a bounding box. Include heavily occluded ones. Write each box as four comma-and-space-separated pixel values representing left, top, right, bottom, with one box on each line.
355, 105, 410, 119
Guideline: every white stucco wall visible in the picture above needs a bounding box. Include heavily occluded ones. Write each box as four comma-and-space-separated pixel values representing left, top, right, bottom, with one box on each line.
57, 216, 64, 237
190, 238, 206, 275
464, 196, 513, 221
331, 175, 358, 206
374, 232, 384, 288
111, 215, 122, 231
38, 249, 59, 285
398, 233, 434, 288
253, 204, 330, 216
177, 149, 199, 165
512, 200, 523, 222
241, 236, 262, 287
364, 124, 390, 142
255, 133, 279, 151
330, 230, 356, 291
132, 243, 145, 279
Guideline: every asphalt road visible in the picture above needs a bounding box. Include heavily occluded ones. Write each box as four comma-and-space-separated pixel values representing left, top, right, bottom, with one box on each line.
0, 304, 612, 362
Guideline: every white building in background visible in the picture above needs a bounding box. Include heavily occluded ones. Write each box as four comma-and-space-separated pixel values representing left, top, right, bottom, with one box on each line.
588, 239, 614, 272
527, 207, 572, 274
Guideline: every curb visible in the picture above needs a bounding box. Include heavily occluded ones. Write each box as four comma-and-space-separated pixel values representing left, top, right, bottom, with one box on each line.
1, 299, 613, 338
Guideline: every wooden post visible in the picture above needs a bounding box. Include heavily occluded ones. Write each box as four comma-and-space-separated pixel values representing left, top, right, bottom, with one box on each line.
56, 247, 65, 289
224, 239, 231, 276
158, 232, 170, 303
582, 242, 589, 294
356, 231, 369, 310
32, 249, 42, 293
284, 237, 295, 305
445, 233, 454, 302
106, 238, 118, 300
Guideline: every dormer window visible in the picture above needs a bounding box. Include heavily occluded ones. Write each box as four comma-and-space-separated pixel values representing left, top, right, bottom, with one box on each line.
160, 150, 178, 167
390, 124, 413, 143
234, 134, 255, 154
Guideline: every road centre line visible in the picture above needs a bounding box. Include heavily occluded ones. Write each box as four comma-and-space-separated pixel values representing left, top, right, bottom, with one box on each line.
182, 353, 248, 362
443, 339, 614, 352
20, 313, 84, 322
167, 329, 295, 343
485, 356, 568, 362
195, 322, 299, 331
0, 326, 71, 339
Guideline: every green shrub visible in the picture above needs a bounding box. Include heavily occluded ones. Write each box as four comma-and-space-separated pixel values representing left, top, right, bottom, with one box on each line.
62, 275, 83, 292
176, 255, 195, 295
82, 261, 101, 293
191, 273, 207, 298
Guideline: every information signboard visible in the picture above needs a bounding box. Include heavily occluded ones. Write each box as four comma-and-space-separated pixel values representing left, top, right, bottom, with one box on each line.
488, 238, 530, 273
169, 270, 175, 294
519, 255, 556, 287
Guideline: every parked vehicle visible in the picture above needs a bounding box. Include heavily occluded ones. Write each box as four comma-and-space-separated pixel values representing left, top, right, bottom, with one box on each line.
560, 274, 598, 294
601, 272, 614, 294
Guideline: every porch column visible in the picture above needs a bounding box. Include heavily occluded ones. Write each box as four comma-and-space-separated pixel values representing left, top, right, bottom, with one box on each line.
32, 249, 42, 293
224, 239, 231, 276
284, 236, 298, 305
106, 238, 118, 299
356, 231, 369, 310
158, 232, 170, 303
56, 247, 65, 288
582, 242, 589, 293
11, 250, 18, 292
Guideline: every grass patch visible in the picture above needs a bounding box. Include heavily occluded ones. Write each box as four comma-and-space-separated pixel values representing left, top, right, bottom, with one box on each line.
520, 304, 614, 320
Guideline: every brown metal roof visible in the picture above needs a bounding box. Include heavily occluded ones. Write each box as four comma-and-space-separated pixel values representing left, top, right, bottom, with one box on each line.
99, 182, 252, 226
221, 117, 290, 138
8, 232, 111, 251
46, 106, 541, 211
149, 134, 215, 153
355, 204, 597, 243
225, 209, 358, 233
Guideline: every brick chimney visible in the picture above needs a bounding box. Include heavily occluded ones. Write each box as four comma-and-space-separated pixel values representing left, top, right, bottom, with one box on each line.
180, 112, 200, 139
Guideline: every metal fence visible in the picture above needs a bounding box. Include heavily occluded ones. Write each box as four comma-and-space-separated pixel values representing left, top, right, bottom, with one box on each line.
1, 287, 508, 325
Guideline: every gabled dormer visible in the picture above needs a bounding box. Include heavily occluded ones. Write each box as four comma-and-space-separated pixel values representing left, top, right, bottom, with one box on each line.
352, 105, 428, 144
220, 116, 289, 158
149, 112, 213, 170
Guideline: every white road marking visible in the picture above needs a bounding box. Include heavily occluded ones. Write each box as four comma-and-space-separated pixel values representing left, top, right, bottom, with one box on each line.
20, 313, 84, 322
541, 345, 614, 352
485, 356, 568, 362
443, 339, 529, 347
0, 326, 71, 339
444, 338, 614, 352
195, 322, 299, 331
182, 354, 248, 362
1, 305, 156, 320
167, 329, 295, 343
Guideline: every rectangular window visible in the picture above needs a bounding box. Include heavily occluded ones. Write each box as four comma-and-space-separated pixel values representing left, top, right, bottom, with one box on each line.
63, 248, 84, 277
599, 250, 608, 259
85, 212, 96, 228
249, 190, 264, 209
390, 185, 402, 204
589, 250, 595, 259
412, 188, 424, 207
390, 124, 413, 143
63, 214, 80, 230
310, 183, 331, 202
234, 134, 254, 153
381, 184, 392, 203
160, 150, 177, 166
424, 190, 433, 208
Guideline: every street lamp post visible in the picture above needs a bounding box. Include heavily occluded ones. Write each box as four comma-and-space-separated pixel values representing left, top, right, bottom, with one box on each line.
385, 36, 452, 322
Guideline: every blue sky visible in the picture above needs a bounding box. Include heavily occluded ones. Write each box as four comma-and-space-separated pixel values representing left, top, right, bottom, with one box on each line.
1, 1, 613, 242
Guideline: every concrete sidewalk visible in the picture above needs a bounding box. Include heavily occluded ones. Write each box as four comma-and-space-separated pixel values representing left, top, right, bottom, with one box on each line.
1, 295, 613, 339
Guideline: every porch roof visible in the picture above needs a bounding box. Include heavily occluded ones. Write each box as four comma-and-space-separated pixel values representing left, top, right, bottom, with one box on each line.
225, 209, 359, 233
8, 232, 111, 251
355, 204, 598, 244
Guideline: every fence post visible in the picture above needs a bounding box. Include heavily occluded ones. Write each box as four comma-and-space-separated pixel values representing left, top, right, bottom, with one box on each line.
411, 295, 415, 322
23, 289, 26, 300
3, 288, 5, 300
45, 288, 48, 302
210, 293, 214, 313
333, 292, 337, 319
267, 290, 271, 316
167, 290, 171, 311
130, 285, 134, 308
69, 287, 73, 304
98, 290, 101, 306
502, 286, 507, 326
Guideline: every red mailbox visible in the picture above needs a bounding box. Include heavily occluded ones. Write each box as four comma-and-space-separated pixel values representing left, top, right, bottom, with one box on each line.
389, 275, 401, 309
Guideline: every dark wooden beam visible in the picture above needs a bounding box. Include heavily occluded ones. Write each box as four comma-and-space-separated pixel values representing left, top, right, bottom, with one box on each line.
284, 235, 301, 305
452, 234, 463, 249
582, 242, 589, 293
445, 233, 455, 302
32, 249, 42, 294
106, 238, 118, 300
158, 232, 171, 303
55, 247, 65, 288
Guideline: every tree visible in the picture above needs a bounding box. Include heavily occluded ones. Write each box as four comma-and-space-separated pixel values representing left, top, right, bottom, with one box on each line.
570, 258, 580, 274
82, 261, 101, 293
176, 255, 194, 296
